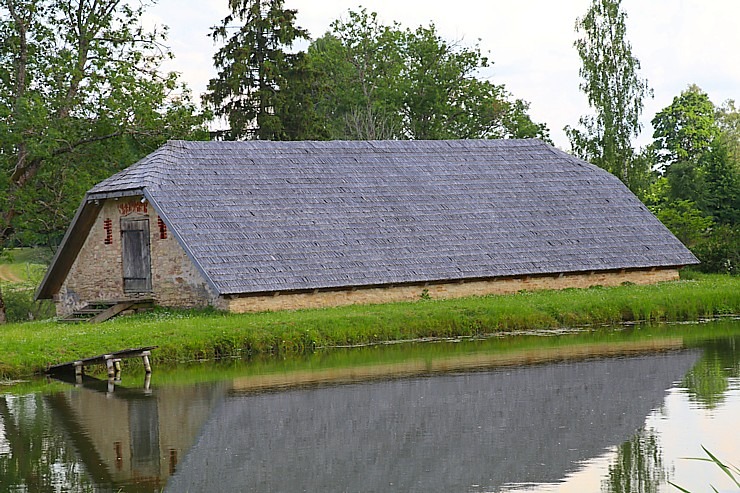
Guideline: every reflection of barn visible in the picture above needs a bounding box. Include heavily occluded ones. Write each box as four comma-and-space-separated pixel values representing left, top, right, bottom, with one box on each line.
44, 379, 227, 491
36, 139, 698, 316
165, 351, 700, 493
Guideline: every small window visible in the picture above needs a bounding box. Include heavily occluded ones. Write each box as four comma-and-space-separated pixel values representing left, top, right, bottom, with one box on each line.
104, 218, 113, 245
157, 217, 167, 239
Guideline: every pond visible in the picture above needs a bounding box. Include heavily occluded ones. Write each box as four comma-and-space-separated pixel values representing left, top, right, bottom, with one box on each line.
1, 318, 738, 492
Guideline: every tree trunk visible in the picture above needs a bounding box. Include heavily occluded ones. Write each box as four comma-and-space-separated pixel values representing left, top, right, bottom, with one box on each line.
0, 284, 7, 324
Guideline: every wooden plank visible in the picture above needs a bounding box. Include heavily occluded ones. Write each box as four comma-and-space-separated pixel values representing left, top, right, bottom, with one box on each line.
35, 201, 103, 299
46, 346, 158, 374
88, 301, 135, 323
58, 298, 154, 324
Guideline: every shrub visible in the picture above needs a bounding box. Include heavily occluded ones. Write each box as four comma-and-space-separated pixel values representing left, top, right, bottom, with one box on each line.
1, 283, 55, 322
693, 224, 739, 275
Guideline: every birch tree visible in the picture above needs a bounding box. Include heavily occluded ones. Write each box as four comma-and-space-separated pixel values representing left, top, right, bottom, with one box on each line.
565, 0, 651, 189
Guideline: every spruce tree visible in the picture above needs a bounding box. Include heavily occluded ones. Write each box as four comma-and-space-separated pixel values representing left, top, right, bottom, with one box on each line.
206, 0, 309, 140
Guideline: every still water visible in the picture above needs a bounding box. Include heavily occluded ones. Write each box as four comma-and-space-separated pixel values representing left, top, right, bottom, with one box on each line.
1, 319, 738, 492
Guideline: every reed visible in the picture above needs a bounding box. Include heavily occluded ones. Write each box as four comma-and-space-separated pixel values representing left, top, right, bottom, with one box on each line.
669, 446, 740, 492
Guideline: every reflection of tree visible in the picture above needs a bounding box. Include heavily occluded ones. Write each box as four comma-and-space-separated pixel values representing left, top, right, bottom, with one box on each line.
681, 337, 740, 409
602, 427, 666, 493
0, 394, 95, 492
681, 359, 729, 408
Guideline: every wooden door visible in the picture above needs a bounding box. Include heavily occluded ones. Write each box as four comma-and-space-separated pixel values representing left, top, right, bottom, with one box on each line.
121, 218, 152, 293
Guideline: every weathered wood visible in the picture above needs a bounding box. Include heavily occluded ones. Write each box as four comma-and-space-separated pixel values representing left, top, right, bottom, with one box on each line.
59, 298, 154, 323
141, 350, 152, 374
104, 355, 119, 378
121, 218, 152, 293
46, 346, 158, 375
89, 301, 135, 323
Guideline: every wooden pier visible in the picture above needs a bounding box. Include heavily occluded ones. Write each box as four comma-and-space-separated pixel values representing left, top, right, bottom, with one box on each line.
46, 346, 157, 380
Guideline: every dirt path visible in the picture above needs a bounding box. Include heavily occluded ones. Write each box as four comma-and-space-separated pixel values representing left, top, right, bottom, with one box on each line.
0, 264, 23, 282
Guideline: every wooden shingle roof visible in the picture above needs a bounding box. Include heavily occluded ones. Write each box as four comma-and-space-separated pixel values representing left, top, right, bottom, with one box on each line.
59, 139, 700, 296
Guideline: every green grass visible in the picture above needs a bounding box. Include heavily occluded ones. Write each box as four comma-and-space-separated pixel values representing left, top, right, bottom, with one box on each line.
6, 316, 739, 395
0, 247, 51, 281
0, 274, 738, 379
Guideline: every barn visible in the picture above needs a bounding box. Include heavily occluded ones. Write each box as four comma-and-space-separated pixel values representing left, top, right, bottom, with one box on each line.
36, 139, 698, 317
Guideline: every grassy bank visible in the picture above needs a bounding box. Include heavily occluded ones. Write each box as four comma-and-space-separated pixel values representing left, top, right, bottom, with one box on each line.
0, 274, 738, 379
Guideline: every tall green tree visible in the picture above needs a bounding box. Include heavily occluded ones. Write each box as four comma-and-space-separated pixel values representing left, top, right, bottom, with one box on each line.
565, 0, 652, 189
700, 143, 740, 226
651, 85, 739, 224
0, 0, 207, 322
271, 52, 330, 141
651, 85, 717, 171
307, 9, 549, 141
308, 10, 406, 140
648, 85, 739, 274
205, 0, 309, 140
716, 99, 740, 164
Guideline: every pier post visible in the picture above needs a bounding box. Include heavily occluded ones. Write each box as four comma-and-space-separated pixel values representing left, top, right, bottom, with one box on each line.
104, 355, 115, 378
113, 358, 122, 381
141, 350, 152, 373
144, 372, 152, 394
74, 361, 83, 385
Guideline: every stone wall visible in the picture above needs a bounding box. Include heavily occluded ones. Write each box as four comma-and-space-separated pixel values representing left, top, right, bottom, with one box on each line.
56, 197, 214, 316
220, 268, 680, 313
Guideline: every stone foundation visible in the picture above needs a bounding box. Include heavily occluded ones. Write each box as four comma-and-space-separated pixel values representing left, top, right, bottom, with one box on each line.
220, 267, 680, 313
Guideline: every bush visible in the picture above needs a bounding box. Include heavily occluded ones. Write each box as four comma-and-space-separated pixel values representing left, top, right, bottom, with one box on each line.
1, 283, 55, 322
692, 224, 739, 275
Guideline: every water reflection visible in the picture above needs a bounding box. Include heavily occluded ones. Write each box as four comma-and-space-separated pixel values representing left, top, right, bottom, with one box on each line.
0, 376, 227, 492
166, 352, 699, 493
0, 323, 738, 492
681, 337, 739, 409
602, 427, 665, 493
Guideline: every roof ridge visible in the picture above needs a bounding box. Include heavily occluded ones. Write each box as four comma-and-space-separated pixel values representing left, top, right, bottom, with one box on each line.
167, 138, 543, 150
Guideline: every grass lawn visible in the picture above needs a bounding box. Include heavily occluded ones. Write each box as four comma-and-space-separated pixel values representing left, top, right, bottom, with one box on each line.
0, 247, 51, 282
0, 273, 738, 379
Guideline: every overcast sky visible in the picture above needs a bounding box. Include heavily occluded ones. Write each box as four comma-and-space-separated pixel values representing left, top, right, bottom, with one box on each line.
144, 0, 740, 150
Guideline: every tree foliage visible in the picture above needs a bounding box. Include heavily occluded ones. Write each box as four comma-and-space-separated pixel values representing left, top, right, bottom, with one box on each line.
305, 9, 549, 141
717, 99, 740, 163
650, 86, 740, 225
651, 85, 717, 170
205, 0, 309, 140
565, 0, 651, 189
206, 7, 549, 142
647, 85, 740, 274
0, 0, 208, 321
